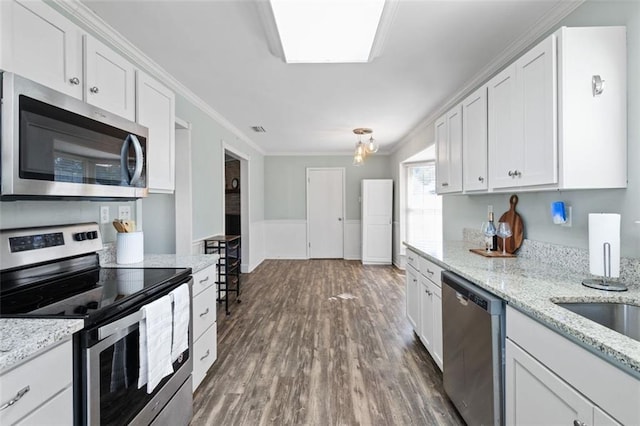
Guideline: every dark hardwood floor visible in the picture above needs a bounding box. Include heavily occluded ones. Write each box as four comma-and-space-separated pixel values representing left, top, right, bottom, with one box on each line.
192, 259, 464, 426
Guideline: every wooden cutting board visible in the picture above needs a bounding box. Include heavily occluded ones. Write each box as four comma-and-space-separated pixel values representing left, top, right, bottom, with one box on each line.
497, 194, 524, 254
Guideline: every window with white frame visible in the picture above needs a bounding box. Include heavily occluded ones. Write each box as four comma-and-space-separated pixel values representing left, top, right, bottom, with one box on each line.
406, 162, 442, 246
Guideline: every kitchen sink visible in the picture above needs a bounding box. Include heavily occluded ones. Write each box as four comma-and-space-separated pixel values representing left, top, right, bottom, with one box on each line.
555, 302, 640, 342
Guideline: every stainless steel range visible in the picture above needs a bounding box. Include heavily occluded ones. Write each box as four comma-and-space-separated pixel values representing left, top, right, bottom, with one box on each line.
0, 223, 193, 425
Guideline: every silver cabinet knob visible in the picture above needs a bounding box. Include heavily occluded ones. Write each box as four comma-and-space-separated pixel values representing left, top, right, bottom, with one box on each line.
90, 86, 99, 94
478, 176, 484, 182
69, 77, 80, 85
573, 420, 587, 426
508, 170, 515, 177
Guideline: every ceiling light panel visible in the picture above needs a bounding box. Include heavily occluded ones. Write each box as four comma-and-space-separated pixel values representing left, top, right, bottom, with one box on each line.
270, 0, 385, 63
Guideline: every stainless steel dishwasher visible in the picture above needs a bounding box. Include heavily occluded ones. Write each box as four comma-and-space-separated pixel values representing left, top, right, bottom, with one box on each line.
442, 270, 505, 426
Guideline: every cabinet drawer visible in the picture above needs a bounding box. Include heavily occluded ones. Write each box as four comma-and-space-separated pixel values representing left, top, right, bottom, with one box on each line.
406, 249, 419, 271
418, 256, 443, 286
0, 341, 72, 425
15, 386, 73, 426
192, 284, 216, 338
192, 323, 217, 392
192, 265, 216, 297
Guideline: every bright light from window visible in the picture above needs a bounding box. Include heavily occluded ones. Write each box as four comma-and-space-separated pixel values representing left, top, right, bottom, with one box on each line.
270, 0, 385, 63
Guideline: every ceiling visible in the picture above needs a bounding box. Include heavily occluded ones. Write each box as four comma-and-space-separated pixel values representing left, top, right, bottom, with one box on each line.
81, 0, 569, 155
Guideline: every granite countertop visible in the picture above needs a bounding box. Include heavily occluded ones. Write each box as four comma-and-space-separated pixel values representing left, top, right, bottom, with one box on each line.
101, 253, 219, 273
1, 254, 219, 373
0, 319, 84, 373
404, 240, 640, 377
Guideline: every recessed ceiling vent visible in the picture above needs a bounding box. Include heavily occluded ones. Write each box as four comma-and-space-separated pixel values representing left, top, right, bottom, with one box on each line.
251, 126, 266, 133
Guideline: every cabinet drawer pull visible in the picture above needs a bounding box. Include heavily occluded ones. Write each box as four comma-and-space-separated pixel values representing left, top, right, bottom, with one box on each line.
69, 77, 80, 85
441, 182, 449, 187
199, 308, 210, 317
408, 256, 414, 261
478, 176, 484, 182
412, 278, 417, 283
199, 276, 210, 284
573, 420, 586, 426
0, 386, 30, 411
426, 269, 434, 275
89, 86, 99, 94
200, 350, 210, 361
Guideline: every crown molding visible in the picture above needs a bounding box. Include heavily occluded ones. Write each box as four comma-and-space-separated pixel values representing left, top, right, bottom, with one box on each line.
50, 0, 266, 156
391, 0, 584, 156
266, 151, 390, 157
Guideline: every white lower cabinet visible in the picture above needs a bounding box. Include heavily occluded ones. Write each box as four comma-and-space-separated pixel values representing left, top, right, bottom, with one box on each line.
405, 262, 420, 330
191, 265, 218, 392
405, 249, 443, 371
506, 306, 638, 425
0, 340, 73, 425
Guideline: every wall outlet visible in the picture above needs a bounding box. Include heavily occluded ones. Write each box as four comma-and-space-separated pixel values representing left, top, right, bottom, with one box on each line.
118, 205, 131, 221
100, 206, 110, 224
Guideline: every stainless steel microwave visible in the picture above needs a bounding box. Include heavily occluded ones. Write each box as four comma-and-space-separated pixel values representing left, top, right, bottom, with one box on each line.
1, 72, 148, 199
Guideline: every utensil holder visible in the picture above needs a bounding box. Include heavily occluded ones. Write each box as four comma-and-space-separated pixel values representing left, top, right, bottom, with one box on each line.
116, 232, 144, 264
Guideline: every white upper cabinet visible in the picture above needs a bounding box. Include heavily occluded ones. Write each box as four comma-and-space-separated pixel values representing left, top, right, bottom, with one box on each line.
1, 1, 137, 121
0, 0, 83, 98
487, 27, 626, 192
558, 26, 627, 189
462, 86, 488, 192
84, 35, 136, 121
136, 70, 176, 193
489, 35, 557, 190
435, 103, 463, 194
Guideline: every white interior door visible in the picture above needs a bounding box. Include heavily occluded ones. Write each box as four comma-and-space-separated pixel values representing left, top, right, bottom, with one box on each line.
307, 168, 344, 259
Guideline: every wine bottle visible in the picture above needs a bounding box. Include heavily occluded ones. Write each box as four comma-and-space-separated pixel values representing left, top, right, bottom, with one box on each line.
489, 212, 498, 251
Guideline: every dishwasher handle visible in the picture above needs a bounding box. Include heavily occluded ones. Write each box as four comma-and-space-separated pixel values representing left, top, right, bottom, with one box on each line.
442, 270, 503, 315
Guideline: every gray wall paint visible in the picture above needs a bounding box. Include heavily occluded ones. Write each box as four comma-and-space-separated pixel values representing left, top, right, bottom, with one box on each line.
141, 193, 176, 253
390, 1, 640, 258
174, 94, 265, 243
0, 200, 136, 243
264, 155, 391, 221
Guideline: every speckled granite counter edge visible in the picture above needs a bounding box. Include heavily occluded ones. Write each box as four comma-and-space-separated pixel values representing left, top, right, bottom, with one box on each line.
404, 241, 640, 378
100, 253, 219, 273
0, 319, 84, 373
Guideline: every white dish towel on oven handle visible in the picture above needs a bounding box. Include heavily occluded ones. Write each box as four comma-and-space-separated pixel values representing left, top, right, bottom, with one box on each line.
170, 284, 190, 361
138, 294, 174, 393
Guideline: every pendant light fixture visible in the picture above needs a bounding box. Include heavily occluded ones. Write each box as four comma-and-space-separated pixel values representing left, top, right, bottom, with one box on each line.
352, 128, 377, 166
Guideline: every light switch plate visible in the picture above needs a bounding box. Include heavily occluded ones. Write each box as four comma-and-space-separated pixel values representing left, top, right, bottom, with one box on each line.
100, 206, 110, 224
118, 205, 131, 221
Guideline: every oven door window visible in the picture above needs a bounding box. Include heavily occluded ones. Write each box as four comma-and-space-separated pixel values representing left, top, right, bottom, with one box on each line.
19, 95, 146, 188
93, 325, 188, 425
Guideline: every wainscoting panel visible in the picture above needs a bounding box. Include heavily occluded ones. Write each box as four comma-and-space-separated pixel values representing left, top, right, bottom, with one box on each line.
344, 220, 361, 260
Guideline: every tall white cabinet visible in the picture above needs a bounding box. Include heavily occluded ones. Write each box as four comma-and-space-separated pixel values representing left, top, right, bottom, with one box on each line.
361, 179, 392, 265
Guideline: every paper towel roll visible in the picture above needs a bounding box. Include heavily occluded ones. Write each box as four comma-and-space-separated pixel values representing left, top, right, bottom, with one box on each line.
588, 213, 620, 277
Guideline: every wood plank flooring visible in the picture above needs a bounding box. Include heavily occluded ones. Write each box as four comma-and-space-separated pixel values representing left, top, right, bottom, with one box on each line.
192, 259, 464, 426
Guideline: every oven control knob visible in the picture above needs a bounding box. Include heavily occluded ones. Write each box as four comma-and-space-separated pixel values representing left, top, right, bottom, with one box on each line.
90, 231, 99, 239
74, 232, 87, 241
74, 305, 88, 314
86, 301, 99, 309
86, 231, 96, 240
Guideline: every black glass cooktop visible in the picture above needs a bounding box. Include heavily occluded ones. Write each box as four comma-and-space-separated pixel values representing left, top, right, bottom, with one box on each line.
0, 254, 190, 326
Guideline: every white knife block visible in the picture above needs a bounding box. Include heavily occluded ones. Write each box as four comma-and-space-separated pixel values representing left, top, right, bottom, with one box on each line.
116, 231, 144, 264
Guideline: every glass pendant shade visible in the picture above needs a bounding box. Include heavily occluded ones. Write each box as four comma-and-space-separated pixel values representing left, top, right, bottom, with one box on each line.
365, 136, 379, 154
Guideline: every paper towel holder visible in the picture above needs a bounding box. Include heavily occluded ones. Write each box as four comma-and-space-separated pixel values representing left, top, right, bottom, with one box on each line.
582, 242, 627, 291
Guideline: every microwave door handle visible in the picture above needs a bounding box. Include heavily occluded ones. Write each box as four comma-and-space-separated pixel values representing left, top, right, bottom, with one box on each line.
128, 134, 143, 185
120, 135, 143, 186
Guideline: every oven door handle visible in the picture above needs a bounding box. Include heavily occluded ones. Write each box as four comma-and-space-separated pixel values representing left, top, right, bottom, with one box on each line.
98, 309, 144, 341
